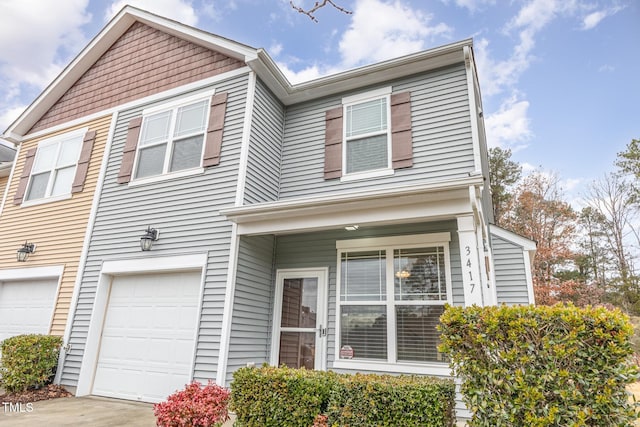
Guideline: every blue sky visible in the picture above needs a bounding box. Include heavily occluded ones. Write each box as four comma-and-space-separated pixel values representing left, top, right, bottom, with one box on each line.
0, 0, 637, 200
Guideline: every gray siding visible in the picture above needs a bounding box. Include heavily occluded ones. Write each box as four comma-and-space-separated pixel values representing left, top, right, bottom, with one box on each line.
243, 79, 284, 204
492, 233, 530, 305
274, 220, 462, 370
278, 64, 474, 199
60, 73, 249, 387
225, 234, 275, 384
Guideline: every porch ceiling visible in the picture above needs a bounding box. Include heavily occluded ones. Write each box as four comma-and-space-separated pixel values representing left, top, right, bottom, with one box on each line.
222, 177, 482, 235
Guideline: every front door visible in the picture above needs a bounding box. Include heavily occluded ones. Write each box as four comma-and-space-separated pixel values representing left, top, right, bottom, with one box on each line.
271, 268, 328, 370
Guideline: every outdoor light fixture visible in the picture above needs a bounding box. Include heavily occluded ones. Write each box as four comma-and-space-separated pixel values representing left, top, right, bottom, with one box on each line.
140, 226, 160, 251
344, 225, 359, 231
16, 242, 36, 262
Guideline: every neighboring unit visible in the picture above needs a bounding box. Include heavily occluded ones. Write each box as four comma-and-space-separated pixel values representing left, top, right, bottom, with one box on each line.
0, 113, 108, 344
1, 5, 534, 413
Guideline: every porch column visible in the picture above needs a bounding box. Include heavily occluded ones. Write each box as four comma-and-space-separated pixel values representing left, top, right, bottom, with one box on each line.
457, 215, 484, 307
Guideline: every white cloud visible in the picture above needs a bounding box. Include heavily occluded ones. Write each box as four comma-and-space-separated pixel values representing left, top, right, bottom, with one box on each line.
475, 0, 584, 98
484, 93, 532, 149
0, 0, 91, 96
598, 64, 615, 72
269, 42, 284, 57
582, 10, 608, 30
278, 63, 323, 84
446, 0, 496, 12
277, 61, 343, 85
521, 162, 537, 173
278, 0, 452, 83
339, 0, 452, 68
105, 0, 198, 26
581, 6, 623, 30
0, 106, 27, 133
561, 177, 582, 191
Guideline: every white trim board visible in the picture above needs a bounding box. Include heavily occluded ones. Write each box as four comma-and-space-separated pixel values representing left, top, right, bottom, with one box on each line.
0, 265, 64, 281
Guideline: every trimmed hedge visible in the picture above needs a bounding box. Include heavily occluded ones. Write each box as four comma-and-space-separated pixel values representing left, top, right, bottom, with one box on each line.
231, 365, 455, 427
0, 334, 63, 393
231, 365, 335, 427
326, 373, 455, 426
439, 303, 639, 426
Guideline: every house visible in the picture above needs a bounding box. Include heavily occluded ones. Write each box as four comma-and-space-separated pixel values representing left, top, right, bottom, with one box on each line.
0, 108, 108, 345
1, 5, 535, 408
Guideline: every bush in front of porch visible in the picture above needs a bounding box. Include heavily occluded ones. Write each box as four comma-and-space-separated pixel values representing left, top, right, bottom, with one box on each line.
439, 303, 639, 426
230, 364, 455, 426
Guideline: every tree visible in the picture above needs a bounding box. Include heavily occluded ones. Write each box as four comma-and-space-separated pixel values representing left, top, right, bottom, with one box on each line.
616, 138, 640, 202
500, 172, 577, 305
616, 138, 640, 179
488, 147, 522, 226
576, 206, 610, 288
289, 0, 352, 22
584, 173, 640, 313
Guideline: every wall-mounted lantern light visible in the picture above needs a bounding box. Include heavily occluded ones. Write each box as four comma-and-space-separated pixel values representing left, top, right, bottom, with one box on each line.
140, 227, 160, 251
17, 242, 36, 262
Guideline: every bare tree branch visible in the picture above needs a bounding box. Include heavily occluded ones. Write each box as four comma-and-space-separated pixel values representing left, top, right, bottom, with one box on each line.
290, 0, 352, 23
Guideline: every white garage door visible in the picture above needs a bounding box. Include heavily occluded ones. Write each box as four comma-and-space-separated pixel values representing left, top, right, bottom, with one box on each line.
92, 271, 201, 403
0, 279, 58, 344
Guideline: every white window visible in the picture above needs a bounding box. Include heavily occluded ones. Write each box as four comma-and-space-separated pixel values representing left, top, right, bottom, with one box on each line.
134, 98, 209, 179
342, 87, 392, 177
25, 130, 84, 201
336, 233, 452, 368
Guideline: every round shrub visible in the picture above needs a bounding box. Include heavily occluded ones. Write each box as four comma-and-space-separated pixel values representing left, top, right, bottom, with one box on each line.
0, 334, 62, 393
154, 381, 230, 427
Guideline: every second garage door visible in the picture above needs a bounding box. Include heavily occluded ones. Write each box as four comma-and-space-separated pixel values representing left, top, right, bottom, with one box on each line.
0, 279, 58, 344
92, 270, 201, 402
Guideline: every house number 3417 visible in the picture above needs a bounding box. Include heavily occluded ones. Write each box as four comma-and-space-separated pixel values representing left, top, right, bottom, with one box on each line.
465, 245, 475, 293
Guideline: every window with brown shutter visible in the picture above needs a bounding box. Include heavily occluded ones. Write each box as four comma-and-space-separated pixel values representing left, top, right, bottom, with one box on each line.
118, 92, 226, 183
324, 88, 412, 180
15, 128, 86, 204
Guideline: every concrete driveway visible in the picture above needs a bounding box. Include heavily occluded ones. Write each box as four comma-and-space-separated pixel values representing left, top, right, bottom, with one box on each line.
1, 396, 155, 426
1, 395, 237, 426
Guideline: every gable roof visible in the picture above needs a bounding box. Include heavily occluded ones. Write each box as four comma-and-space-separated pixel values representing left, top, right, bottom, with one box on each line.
3, 6, 258, 140
490, 225, 537, 252
3, 5, 472, 141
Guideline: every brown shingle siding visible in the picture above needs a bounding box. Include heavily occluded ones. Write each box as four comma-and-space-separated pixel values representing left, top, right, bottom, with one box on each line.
30, 22, 244, 133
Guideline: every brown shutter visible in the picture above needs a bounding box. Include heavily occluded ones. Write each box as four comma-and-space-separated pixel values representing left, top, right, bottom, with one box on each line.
203, 92, 228, 167
117, 117, 143, 184
13, 147, 37, 205
71, 130, 97, 193
324, 106, 343, 179
390, 91, 413, 169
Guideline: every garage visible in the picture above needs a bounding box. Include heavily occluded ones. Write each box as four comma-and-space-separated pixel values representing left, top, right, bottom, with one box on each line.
92, 270, 201, 403
0, 279, 58, 343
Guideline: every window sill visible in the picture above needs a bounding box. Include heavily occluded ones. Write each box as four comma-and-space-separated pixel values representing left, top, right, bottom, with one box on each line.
340, 168, 394, 182
128, 167, 204, 187
332, 359, 452, 376
21, 193, 72, 208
